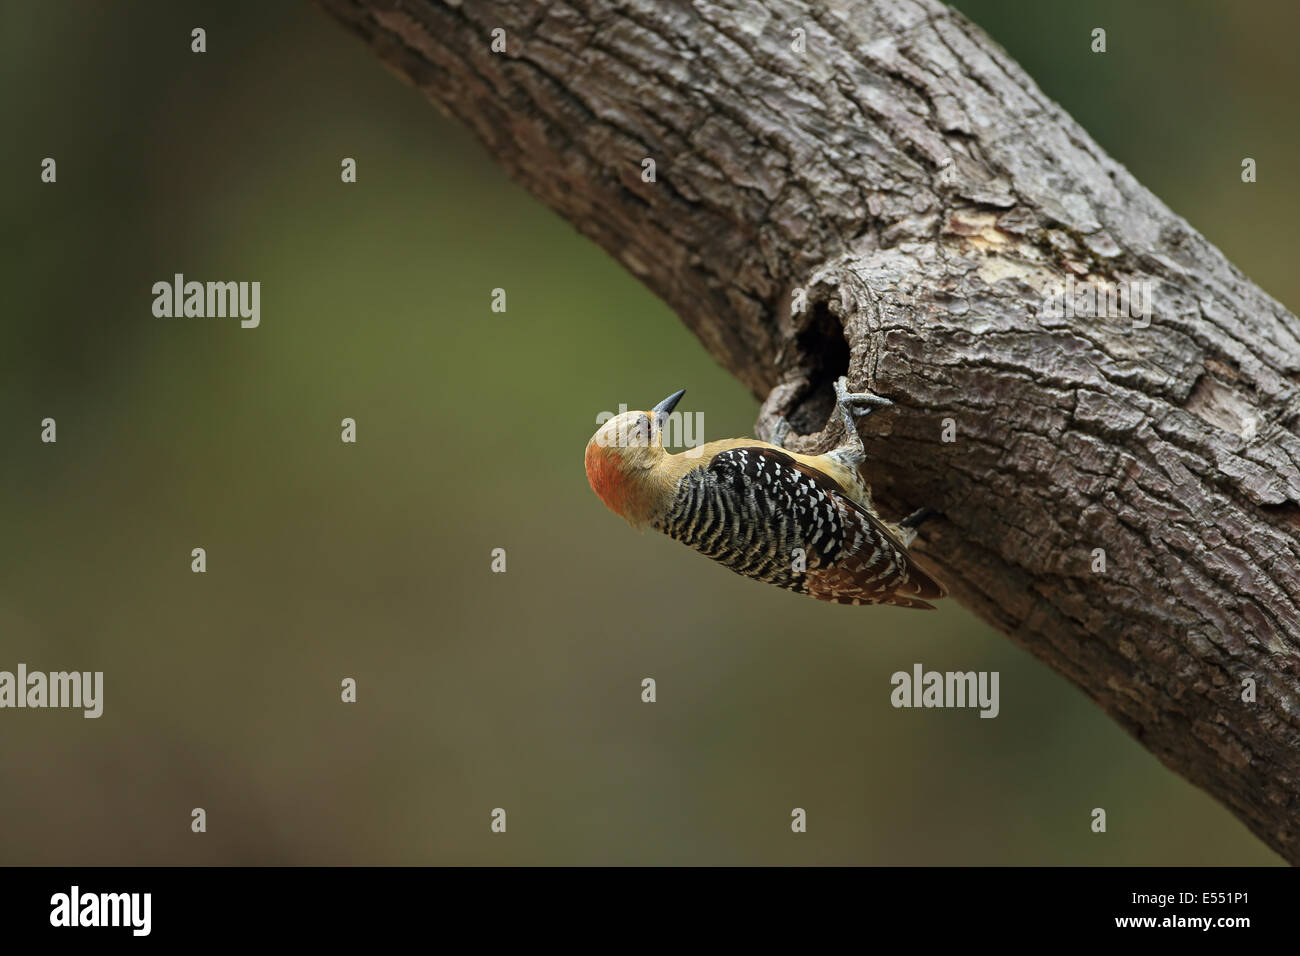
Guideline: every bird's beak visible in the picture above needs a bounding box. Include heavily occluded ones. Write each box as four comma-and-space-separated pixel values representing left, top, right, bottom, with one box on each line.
651, 388, 686, 439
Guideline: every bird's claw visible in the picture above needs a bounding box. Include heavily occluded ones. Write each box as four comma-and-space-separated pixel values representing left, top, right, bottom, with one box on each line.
767, 416, 792, 449
833, 375, 894, 415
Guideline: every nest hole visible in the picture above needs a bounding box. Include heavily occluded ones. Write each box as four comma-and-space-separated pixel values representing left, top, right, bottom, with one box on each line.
788, 303, 851, 434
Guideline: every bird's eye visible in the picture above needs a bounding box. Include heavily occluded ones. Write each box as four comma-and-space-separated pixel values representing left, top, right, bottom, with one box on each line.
617, 415, 650, 447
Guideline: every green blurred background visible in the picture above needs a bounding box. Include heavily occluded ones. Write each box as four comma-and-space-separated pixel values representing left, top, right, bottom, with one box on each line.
1, 1, 1292, 864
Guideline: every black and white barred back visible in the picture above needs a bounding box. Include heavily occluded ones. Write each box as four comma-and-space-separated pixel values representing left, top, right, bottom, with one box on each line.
654, 446, 943, 609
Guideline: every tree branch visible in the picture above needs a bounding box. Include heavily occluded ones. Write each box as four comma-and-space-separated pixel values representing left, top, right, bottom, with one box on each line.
316, 0, 1300, 862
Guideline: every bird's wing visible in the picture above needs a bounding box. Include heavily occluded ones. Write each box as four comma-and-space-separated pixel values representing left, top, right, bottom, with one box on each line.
722, 445, 947, 609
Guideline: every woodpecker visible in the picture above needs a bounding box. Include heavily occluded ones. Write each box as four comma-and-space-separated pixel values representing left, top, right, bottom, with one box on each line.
584, 378, 945, 609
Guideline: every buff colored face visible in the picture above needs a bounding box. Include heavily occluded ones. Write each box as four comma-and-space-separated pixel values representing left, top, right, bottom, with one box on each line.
590, 411, 654, 453
585, 410, 661, 520
585, 391, 686, 527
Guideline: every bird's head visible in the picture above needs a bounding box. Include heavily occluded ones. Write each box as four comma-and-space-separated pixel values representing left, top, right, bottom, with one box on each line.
585, 389, 685, 529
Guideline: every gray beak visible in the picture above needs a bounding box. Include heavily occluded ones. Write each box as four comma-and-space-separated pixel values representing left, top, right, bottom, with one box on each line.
651, 389, 686, 431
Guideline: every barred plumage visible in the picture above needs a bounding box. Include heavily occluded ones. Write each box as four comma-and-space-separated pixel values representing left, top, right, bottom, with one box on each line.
655, 446, 941, 608
584, 382, 946, 610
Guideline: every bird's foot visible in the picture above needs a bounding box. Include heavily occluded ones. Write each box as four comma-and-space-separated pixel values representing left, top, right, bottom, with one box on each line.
833, 375, 894, 418
831, 375, 893, 459
896, 507, 942, 548
899, 507, 941, 530
766, 416, 792, 449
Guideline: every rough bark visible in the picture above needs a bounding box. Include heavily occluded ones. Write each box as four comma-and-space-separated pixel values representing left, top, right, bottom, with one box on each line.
316, 0, 1300, 862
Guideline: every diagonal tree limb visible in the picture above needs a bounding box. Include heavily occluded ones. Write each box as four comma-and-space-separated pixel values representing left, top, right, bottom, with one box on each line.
316, 0, 1300, 862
